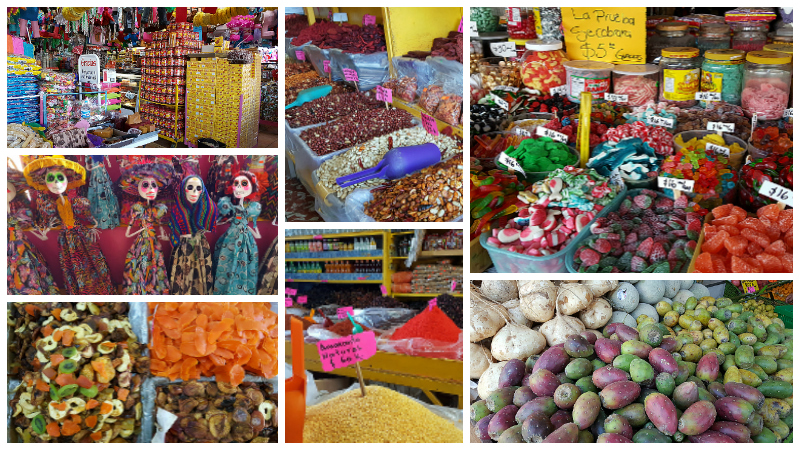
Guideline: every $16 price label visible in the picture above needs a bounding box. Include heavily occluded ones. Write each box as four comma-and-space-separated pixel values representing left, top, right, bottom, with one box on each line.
759, 180, 794, 207
658, 176, 694, 193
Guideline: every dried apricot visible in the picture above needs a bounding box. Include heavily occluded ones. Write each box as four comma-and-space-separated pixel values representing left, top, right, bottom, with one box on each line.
55, 373, 78, 387
50, 354, 65, 368
86, 399, 100, 410
76, 375, 93, 389
62, 329, 75, 347
90, 431, 103, 442
36, 379, 50, 392
61, 419, 81, 436
100, 402, 113, 415
46, 421, 61, 437
85, 415, 98, 428
118, 388, 130, 402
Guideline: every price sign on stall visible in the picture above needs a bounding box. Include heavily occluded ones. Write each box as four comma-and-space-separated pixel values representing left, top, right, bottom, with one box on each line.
78, 54, 101, 85
343, 68, 359, 82
609, 168, 624, 187
421, 113, 440, 136
759, 180, 794, 207
323, 60, 331, 73
498, 152, 526, 174
647, 115, 674, 128
297, 295, 308, 304
332, 13, 348, 22
550, 85, 568, 96
515, 127, 531, 137
658, 176, 694, 193
375, 85, 392, 103
490, 93, 509, 110
429, 298, 438, 310
562, 7, 647, 64
784, 108, 793, 118
706, 142, 730, 157
695, 91, 721, 102
707, 122, 734, 133
285, 298, 293, 307
286, 288, 297, 296
337, 306, 355, 320
317, 331, 378, 371
363, 14, 376, 26
494, 85, 519, 93
469, 21, 478, 37
490, 41, 517, 58
295, 50, 305, 61
741, 280, 759, 294
536, 126, 568, 143
604, 93, 628, 103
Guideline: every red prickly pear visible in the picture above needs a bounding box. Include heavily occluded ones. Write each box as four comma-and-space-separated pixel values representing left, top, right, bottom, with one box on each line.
648, 348, 679, 374
644, 392, 678, 435
543, 423, 579, 443
696, 353, 719, 382
678, 401, 717, 436
599, 381, 641, 409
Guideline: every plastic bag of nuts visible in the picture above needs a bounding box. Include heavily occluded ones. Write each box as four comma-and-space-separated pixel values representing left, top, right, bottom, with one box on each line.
418, 85, 445, 114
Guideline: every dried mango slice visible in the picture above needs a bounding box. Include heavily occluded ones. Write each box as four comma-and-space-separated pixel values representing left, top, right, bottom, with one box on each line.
165, 346, 182, 363
181, 357, 199, 381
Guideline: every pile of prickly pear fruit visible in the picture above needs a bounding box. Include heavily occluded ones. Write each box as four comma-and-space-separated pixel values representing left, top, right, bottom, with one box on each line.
471, 293, 793, 443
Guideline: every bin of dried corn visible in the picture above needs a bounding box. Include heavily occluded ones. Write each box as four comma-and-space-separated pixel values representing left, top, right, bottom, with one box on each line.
303, 386, 462, 443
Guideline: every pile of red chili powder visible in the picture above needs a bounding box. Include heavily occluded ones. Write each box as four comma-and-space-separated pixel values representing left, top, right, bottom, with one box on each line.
390, 306, 461, 343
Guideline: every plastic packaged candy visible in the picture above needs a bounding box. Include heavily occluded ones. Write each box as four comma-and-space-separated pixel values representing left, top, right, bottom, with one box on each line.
563, 60, 614, 103
433, 94, 462, 126
659, 47, 702, 107
418, 84, 445, 114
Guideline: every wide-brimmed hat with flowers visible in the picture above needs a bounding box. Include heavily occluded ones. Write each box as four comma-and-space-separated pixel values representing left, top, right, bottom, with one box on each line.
22, 155, 86, 192
118, 157, 176, 196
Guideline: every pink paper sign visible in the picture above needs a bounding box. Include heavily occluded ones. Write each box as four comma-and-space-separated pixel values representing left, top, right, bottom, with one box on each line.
317, 331, 378, 371
337, 306, 355, 320
285, 298, 293, 307
295, 50, 305, 61
343, 68, 359, 82
428, 298, 437, 310
286, 278, 294, 282
380, 285, 388, 296
323, 60, 331, 73
421, 113, 439, 136
286, 287, 297, 296
297, 295, 308, 304
357, 276, 366, 280
363, 14, 376, 26
458, 18, 463, 33
376, 85, 393, 103
313, 235, 323, 239
451, 279, 457, 292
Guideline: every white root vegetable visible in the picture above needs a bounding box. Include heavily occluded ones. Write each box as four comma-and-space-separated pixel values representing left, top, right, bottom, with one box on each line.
490, 324, 546, 361
480, 280, 519, 303
502, 299, 532, 327
478, 361, 508, 399
557, 283, 593, 316
578, 297, 612, 329
469, 284, 510, 342
470, 343, 495, 379
582, 280, 618, 298
518, 280, 557, 322
539, 304, 585, 346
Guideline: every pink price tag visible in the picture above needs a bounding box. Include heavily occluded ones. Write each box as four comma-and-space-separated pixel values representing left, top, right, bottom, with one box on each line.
357, 277, 366, 280
337, 306, 355, 320
380, 285, 388, 296
313, 235, 323, 239
458, 18, 463, 33
363, 14, 376, 26
450, 279, 457, 292
376, 85, 393, 103
317, 331, 378, 371
343, 68, 359, 82
286, 288, 297, 296
297, 295, 308, 304
286, 279, 294, 282
428, 298, 437, 310
321, 280, 328, 283
295, 50, 305, 61
323, 60, 331, 73
421, 113, 439, 136
285, 298, 293, 307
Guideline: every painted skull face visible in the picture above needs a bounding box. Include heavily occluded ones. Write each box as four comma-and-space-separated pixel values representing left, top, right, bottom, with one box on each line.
45, 170, 68, 195
184, 177, 203, 204
232, 175, 252, 199
138, 177, 159, 200
7, 182, 17, 204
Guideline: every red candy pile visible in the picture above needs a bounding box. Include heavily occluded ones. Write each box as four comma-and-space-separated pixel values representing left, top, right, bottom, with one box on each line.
694, 203, 793, 273
542, 118, 606, 147
292, 22, 386, 54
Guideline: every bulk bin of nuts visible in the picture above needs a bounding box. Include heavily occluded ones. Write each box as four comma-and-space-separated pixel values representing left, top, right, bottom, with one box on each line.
469, 7, 793, 274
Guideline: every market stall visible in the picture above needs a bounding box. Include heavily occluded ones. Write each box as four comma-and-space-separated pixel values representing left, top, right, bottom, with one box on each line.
469, 279, 793, 443
8, 301, 279, 443
6, 7, 278, 148
469, 7, 793, 274
8, 155, 278, 295
285, 7, 465, 222
284, 228, 464, 442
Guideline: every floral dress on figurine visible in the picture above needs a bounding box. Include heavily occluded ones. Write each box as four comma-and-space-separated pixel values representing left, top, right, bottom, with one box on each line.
168, 175, 219, 295
213, 172, 262, 295
87, 156, 120, 229
257, 236, 279, 295
123, 203, 170, 294
24, 157, 115, 295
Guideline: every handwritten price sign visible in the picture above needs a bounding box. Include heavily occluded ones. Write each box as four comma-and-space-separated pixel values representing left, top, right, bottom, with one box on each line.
536, 126, 568, 143
658, 176, 694, 193
759, 180, 793, 207
515, 127, 532, 137
498, 152, 526, 175
323, 60, 331, 73
784, 108, 793, 118
295, 50, 305, 61
490, 93, 509, 110
363, 14, 376, 26
604, 93, 628, 103
286, 287, 297, 296
647, 115, 674, 128
429, 298, 438, 310
469, 21, 478, 36
343, 68, 359, 82
741, 280, 759, 294
550, 85, 568, 96
562, 7, 647, 64
285, 298, 293, 307
695, 91, 721, 102
706, 142, 730, 157
375, 85, 393, 103
707, 122, 734, 133
297, 295, 308, 304
490, 41, 517, 58
421, 113, 439, 136
494, 85, 519, 93
337, 306, 355, 320
317, 331, 377, 372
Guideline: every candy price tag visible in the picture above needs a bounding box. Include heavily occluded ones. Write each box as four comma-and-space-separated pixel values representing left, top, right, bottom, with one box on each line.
550, 85, 568, 96
421, 113, 439, 136
332, 13, 348, 22
647, 115, 674, 128
514, 127, 531, 137
297, 295, 308, 304
428, 298, 438, 310
458, 18, 463, 33
750, 113, 758, 143
490, 41, 517, 58
285, 298, 293, 307
706, 122, 735, 133
450, 279, 457, 292
608, 167, 624, 187
313, 235, 323, 239
469, 21, 478, 37
323, 60, 331, 73
375, 85, 392, 103
604, 93, 628, 103
286, 279, 294, 282
498, 152, 525, 174
706, 142, 730, 157
286, 287, 297, 296
784, 108, 793, 118
295, 50, 305, 61
337, 306, 355, 320
759, 180, 794, 207
658, 176, 694, 193
494, 85, 519, 93
343, 68, 359, 82
363, 14, 376, 26
490, 93, 509, 110
317, 331, 377, 371
695, 91, 721, 102
536, 126, 568, 143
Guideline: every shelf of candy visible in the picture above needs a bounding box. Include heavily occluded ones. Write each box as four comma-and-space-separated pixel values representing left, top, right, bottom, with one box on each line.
140, 103, 184, 141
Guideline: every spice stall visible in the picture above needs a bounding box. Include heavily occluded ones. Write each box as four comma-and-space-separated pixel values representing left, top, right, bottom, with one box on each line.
6, 7, 278, 148
283, 228, 464, 441
285, 7, 465, 222
469, 7, 793, 274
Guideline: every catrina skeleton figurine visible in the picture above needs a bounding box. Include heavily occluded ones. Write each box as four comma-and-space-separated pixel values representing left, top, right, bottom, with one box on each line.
118, 161, 174, 295
213, 171, 262, 295
8, 162, 60, 295
168, 175, 219, 295
24, 156, 115, 295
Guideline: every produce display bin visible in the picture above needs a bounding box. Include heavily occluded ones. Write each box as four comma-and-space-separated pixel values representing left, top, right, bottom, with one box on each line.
480, 184, 627, 273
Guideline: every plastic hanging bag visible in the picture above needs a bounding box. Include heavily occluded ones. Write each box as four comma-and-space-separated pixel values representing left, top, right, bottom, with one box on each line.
329, 48, 389, 91
304, 44, 342, 81
390, 57, 434, 102
377, 328, 463, 360
428, 57, 463, 125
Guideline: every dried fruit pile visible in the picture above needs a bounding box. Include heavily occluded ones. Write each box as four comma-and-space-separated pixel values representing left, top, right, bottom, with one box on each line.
157, 380, 278, 443
149, 302, 278, 385
291, 22, 386, 54
9, 303, 149, 443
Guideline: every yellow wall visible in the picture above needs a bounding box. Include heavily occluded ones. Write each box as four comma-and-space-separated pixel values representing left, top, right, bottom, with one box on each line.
304, 7, 385, 26
383, 7, 463, 61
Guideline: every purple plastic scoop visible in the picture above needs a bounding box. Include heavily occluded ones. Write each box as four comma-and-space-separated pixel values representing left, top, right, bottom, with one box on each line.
336, 143, 441, 188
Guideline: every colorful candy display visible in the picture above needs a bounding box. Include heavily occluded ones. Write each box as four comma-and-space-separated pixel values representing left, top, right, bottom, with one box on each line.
741, 79, 791, 119
519, 40, 568, 93
751, 125, 793, 155
588, 137, 661, 181
496, 137, 578, 173
737, 152, 793, 211
602, 121, 674, 156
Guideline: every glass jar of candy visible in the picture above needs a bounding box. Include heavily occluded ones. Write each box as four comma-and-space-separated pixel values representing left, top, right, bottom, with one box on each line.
506, 7, 536, 40
741, 51, 792, 120
470, 7, 499, 33
647, 22, 696, 63
700, 49, 745, 106
763, 43, 793, 60
611, 64, 660, 106
519, 39, 568, 93
659, 47, 702, 107
563, 60, 614, 104
769, 26, 793, 44
697, 23, 731, 55
731, 22, 768, 52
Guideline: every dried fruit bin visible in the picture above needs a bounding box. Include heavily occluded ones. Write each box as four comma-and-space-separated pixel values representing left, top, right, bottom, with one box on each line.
286, 121, 352, 199
480, 184, 628, 273
565, 189, 698, 274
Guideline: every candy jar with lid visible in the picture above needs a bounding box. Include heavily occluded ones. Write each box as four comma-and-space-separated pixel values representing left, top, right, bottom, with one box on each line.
700, 49, 745, 106
769, 26, 793, 44
519, 39, 568, 93
563, 60, 614, 104
659, 47, 702, 107
611, 64, 660, 106
731, 22, 768, 52
697, 23, 731, 55
741, 51, 792, 120
470, 7, 499, 33
647, 22, 697, 63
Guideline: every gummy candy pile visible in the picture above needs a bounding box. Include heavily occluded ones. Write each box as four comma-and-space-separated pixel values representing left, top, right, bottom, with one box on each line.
737, 152, 793, 212
542, 117, 607, 147
751, 126, 793, 155
497, 137, 578, 173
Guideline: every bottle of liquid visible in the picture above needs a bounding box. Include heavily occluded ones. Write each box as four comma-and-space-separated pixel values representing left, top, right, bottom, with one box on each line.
370, 237, 377, 251
323, 239, 329, 251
